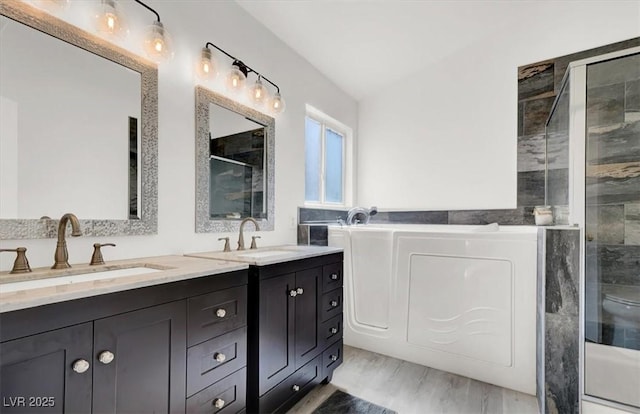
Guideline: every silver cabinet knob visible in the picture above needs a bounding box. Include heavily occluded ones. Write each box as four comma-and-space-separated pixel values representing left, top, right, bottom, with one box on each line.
296, 287, 304, 295
292, 384, 300, 392
213, 398, 225, 409
330, 354, 338, 362
214, 352, 226, 363
215, 308, 226, 318
330, 273, 339, 280
330, 300, 338, 307
72, 359, 90, 374
330, 327, 338, 334
98, 351, 115, 365
289, 290, 298, 297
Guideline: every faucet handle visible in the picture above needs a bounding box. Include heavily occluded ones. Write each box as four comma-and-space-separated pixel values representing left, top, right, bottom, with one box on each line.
250, 236, 261, 250
0, 247, 32, 274
90, 243, 116, 266
218, 237, 231, 252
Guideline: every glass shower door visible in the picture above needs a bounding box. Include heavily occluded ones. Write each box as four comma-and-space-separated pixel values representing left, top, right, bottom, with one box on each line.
583, 52, 640, 409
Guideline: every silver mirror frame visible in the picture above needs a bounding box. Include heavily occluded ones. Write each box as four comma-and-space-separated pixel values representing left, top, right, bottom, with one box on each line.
0, 1, 158, 240
195, 86, 275, 232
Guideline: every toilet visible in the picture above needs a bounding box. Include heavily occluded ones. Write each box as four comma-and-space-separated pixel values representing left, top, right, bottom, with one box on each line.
602, 285, 640, 328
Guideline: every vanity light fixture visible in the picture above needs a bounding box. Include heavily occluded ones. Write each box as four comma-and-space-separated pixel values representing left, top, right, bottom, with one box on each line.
93, 0, 173, 62
199, 42, 286, 114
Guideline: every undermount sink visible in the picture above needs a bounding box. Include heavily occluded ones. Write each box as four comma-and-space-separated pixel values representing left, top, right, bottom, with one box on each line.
235, 250, 291, 259
0, 266, 162, 294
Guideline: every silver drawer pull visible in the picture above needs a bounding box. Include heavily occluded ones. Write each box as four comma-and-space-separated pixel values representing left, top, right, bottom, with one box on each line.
72, 359, 90, 374
296, 287, 304, 295
330, 300, 338, 307
289, 290, 298, 297
292, 384, 300, 392
330, 327, 338, 334
214, 352, 226, 363
98, 351, 115, 365
215, 308, 226, 318
330, 273, 339, 280
330, 354, 338, 362
213, 398, 225, 409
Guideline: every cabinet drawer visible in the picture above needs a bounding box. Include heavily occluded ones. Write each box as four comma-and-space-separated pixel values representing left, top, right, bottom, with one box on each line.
258, 355, 322, 414
322, 263, 343, 293
186, 367, 246, 414
319, 314, 343, 348
188, 285, 247, 346
187, 327, 247, 397
322, 339, 343, 374
320, 288, 343, 322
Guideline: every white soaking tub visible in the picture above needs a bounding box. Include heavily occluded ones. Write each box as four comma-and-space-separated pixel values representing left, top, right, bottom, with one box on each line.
328, 223, 538, 395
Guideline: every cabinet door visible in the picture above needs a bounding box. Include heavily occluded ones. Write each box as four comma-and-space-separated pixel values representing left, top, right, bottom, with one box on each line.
294, 267, 321, 368
258, 273, 296, 396
92, 301, 186, 414
0, 323, 92, 414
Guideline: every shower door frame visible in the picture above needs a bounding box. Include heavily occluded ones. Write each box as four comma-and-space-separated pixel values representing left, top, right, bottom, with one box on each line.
566, 46, 640, 413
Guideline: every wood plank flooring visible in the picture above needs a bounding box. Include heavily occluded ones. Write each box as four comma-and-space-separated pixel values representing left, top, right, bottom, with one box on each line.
288, 345, 539, 414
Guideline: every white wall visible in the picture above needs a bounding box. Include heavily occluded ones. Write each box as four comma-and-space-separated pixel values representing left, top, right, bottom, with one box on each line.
357, 1, 640, 210
0, 97, 18, 217
0, 1, 357, 271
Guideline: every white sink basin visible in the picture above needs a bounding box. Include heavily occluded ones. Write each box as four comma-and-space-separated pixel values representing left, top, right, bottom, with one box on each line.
0, 267, 162, 294
236, 250, 290, 259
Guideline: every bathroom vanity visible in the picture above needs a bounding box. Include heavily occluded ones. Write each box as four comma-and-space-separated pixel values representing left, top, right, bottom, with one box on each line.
1, 247, 343, 414
186, 246, 344, 413
0, 256, 249, 414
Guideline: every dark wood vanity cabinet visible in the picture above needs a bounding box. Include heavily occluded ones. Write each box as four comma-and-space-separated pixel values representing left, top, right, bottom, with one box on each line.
0, 270, 248, 414
246, 252, 344, 414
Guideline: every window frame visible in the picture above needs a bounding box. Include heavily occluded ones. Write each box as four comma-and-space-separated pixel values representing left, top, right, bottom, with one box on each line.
304, 105, 353, 208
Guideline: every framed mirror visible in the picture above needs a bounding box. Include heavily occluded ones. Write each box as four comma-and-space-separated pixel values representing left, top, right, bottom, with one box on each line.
0, 1, 158, 239
195, 86, 275, 232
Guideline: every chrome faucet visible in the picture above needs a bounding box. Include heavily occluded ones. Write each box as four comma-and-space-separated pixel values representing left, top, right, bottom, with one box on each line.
52, 213, 82, 269
237, 217, 260, 250
346, 206, 378, 225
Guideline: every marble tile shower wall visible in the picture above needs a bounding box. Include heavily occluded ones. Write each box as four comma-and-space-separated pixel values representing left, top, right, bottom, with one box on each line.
517, 37, 640, 212
585, 51, 640, 290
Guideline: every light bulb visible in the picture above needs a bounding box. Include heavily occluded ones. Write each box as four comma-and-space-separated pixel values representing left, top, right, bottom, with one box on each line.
250, 78, 269, 105
270, 92, 286, 114
197, 47, 216, 80
226, 64, 247, 93
143, 21, 173, 62
95, 0, 126, 38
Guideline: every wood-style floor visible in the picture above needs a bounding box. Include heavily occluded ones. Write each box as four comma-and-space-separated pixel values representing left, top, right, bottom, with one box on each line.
288, 345, 539, 414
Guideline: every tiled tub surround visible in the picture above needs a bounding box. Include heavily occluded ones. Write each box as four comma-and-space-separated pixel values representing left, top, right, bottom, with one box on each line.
536, 228, 580, 414
297, 207, 536, 245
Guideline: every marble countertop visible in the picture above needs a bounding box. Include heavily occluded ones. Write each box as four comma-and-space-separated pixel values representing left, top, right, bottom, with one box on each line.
185, 244, 343, 266
0, 255, 248, 313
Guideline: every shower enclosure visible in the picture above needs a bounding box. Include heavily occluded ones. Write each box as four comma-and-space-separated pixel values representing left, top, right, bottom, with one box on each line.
546, 47, 640, 411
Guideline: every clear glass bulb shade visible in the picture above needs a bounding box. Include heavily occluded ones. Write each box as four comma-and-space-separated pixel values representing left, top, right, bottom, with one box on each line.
270, 92, 286, 114
250, 78, 269, 105
143, 21, 174, 62
197, 48, 216, 80
226, 65, 247, 93
95, 0, 127, 38
31, 0, 69, 13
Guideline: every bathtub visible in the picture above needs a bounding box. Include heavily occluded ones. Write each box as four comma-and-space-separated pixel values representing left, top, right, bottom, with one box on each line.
328, 223, 538, 395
